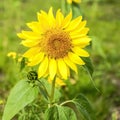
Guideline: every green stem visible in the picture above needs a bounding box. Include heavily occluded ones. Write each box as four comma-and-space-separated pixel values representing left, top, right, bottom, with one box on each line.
60, 100, 73, 106
49, 77, 56, 106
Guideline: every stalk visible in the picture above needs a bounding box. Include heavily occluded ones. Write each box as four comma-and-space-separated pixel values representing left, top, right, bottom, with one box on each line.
49, 77, 56, 107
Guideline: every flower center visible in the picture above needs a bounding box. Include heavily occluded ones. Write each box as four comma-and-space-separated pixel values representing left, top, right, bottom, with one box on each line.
41, 28, 71, 59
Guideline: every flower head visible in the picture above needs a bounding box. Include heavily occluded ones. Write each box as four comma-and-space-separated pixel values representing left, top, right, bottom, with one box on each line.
67, 0, 81, 4
7, 52, 23, 63
17, 8, 91, 82
7, 52, 17, 59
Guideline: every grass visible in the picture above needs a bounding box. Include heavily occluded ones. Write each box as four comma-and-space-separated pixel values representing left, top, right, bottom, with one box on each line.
0, 0, 120, 119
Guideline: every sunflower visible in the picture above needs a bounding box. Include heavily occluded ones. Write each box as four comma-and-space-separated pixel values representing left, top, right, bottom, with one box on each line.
17, 8, 91, 82
67, 0, 81, 4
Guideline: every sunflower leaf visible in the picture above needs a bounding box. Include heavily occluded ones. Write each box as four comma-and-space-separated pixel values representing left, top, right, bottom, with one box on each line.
82, 57, 94, 77
72, 3, 83, 18
69, 94, 96, 120
45, 105, 77, 120
37, 79, 49, 100
2, 80, 38, 120
59, 94, 95, 120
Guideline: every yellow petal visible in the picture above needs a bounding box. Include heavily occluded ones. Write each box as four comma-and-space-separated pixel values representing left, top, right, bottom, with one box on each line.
48, 7, 54, 18
37, 12, 50, 31
48, 77, 66, 86
49, 58, 57, 80
38, 57, 49, 78
80, 28, 89, 34
40, 10, 48, 17
37, 12, 47, 22
17, 33, 26, 39
74, 20, 87, 33
71, 28, 89, 39
66, 16, 82, 31
62, 11, 72, 28
73, 0, 81, 3
56, 77, 66, 86
72, 37, 91, 46
43, 70, 49, 78
72, 47, 89, 57
48, 7, 55, 27
67, 0, 72, 4
21, 40, 40, 47
64, 56, 78, 74
28, 52, 44, 66
57, 59, 68, 79
26, 22, 41, 33
68, 52, 85, 65
21, 30, 41, 40
67, 0, 81, 4
56, 9, 64, 27
23, 47, 40, 58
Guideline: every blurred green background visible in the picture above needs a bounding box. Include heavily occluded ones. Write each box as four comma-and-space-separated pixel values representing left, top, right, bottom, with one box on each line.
0, 0, 120, 119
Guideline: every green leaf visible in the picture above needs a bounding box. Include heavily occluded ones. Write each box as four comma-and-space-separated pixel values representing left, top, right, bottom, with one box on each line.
37, 79, 49, 100
82, 58, 99, 92
82, 57, 94, 77
61, 0, 82, 18
45, 105, 58, 120
72, 94, 95, 120
72, 3, 83, 18
59, 106, 77, 120
2, 80, 38, 120
45, 105, 77, 120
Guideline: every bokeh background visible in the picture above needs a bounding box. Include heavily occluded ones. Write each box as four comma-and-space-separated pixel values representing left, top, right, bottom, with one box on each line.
0, 0, 120, 119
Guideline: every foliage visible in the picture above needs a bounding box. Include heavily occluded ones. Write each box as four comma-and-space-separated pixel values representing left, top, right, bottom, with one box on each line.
0, 0, 120, 120
45, 105, 77, 120
2, 80, 38, 120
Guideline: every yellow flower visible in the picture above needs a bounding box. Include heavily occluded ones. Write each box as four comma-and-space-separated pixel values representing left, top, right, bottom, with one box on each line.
0, 100, 4, 105
67, 0, 81, 4
7, 52, 17, 59
17, 8, 91, 82
17, 54, 23, 62
7, 52, 23, 63
18, 57, 23, 62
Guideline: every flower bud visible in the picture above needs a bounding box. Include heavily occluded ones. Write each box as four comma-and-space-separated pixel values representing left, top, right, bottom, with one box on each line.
27, 71, 38, 80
